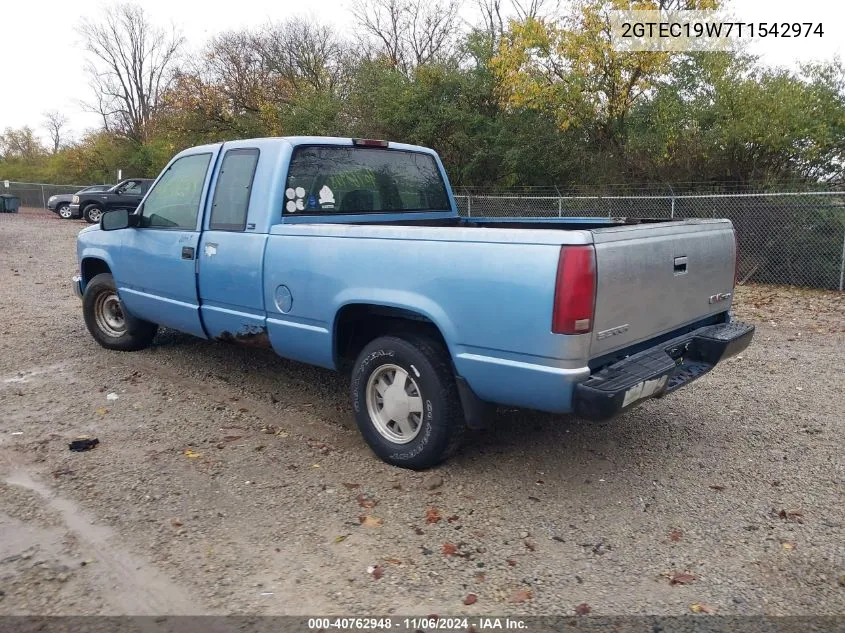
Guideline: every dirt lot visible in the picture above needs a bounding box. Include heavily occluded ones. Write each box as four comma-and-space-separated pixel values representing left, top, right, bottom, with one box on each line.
1, 208, 843, 616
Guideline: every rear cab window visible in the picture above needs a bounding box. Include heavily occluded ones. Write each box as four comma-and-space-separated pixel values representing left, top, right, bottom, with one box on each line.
284, 146, 450, 215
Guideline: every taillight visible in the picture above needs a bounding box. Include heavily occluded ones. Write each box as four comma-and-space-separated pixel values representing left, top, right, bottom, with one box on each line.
552, 245, 596, 335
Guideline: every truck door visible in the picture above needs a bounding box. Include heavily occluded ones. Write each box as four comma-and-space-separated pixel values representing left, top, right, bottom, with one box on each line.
116, 151, 218, 338
197, 147, 268, 342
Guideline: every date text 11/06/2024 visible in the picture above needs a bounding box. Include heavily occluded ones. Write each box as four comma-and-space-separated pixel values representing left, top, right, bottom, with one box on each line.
307, 617, 528, 631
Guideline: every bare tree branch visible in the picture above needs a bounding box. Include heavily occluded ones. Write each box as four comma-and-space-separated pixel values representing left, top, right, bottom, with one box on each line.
352, 0, 463, 75
42, 111, 69, 153
78, 3, 184, 141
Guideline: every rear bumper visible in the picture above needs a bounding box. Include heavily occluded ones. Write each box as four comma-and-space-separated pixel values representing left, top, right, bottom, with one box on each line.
572, 321, 754, 421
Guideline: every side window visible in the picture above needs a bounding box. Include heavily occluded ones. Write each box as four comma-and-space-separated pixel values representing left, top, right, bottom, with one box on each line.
209, 148, 259, 231
140, 154, 212, 229
122, 181, 143, 195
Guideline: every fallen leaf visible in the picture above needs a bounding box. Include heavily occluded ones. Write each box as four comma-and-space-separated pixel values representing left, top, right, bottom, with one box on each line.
95, 407, 108, 415
506, 559, 517, 567
384, 557, 403, 566
782, 541, 796, 551
170, 518, 183, 527
508, 589, 533, 603
334, 535, 348, 543
463, 593, 478, 605
414, 527, 424, 535
183, 449, 201, 458
343, 483, 361, 489
425, 507, 442, 524
370, 565, 384, 580
777, 509, 804, 522
709, 485, 726, 491
669, 572, 696, 585
447, 514, 460, 523
669, 529, 683, 542
690, 603, 716, 614
359, 516, 383, 528
574, 603, 591, 616
356, 493, 378, 509
442, 543, 458, 556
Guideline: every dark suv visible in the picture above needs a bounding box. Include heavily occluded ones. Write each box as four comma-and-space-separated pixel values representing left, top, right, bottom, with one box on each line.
70, 178, 154, 223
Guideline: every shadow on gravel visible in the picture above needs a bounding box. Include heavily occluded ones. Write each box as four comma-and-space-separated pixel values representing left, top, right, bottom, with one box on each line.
138, 326, 687, 475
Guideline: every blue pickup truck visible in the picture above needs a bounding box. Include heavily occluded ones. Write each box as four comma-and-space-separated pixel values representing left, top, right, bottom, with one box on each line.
74, 137, 753, 469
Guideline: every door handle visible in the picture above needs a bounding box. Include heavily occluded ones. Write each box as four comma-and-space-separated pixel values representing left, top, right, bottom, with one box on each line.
673, 256, 688, 275
181, 247, 195, 260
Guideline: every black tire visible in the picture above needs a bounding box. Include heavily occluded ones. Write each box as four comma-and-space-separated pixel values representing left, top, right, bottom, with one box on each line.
350, 334, 465, 470
83, 204, 104, 224
56, 203, 73, 219
82, 273, 157, 351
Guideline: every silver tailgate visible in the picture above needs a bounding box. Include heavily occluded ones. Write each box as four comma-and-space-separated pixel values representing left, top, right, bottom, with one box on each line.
589, 219, 736, 357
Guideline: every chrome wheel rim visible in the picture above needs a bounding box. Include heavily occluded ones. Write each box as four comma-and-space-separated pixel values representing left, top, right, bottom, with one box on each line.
88, 208, 103, 222
58, 206, 72, 219
365, 364, 424, 444
94, 291, 125, 337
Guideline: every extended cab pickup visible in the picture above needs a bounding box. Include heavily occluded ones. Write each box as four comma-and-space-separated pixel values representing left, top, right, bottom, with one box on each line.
73, 137, 753, 469
70, 178, 154, 224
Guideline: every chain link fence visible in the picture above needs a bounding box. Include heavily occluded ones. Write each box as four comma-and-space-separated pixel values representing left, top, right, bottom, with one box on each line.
2, 181, 90, 208
3, 180, 843, 290
454, 188, 845, 291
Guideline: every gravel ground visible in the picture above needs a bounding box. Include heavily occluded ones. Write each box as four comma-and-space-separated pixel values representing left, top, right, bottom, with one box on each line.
0, 208, 843, 616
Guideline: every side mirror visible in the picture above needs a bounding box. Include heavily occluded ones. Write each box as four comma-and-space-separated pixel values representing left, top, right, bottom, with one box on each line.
101, 209, 139, 231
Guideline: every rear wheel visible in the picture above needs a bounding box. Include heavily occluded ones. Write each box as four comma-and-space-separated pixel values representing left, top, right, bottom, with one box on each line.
57, 203, 72, 219
82, 273, 157, 351
350, 334, 465, 470
84, 204, 104, 224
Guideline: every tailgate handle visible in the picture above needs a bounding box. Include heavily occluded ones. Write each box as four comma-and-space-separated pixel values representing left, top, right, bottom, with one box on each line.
673, 256, 688, 275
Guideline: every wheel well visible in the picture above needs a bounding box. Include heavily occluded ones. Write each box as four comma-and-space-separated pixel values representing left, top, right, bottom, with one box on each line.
334, 304, 449, 369
81, 258, 111, 286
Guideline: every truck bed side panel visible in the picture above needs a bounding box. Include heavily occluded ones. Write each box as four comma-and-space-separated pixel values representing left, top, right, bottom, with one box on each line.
262, 226, 591, 411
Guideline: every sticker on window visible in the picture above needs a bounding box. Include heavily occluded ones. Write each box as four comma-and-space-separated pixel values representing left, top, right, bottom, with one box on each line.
286, 200, 297, 213
318, 185, 335, 209
285, 188, 296, 200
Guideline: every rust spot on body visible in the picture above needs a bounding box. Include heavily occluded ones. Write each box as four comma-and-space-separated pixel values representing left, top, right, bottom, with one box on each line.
216, 326, 271, 349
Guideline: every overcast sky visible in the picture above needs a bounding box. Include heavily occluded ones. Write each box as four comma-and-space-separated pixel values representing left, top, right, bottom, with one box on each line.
2, 0, 843, 144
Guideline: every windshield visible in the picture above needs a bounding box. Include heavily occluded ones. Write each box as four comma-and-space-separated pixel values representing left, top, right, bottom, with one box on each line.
285, 146, 450, 215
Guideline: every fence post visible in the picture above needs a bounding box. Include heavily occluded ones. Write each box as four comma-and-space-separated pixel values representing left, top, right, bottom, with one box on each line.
556, 186, 562, 217
40, 184, 46, 209
467, 194, 472, 218
839, 226, 845, 291
668, 184, 675, 219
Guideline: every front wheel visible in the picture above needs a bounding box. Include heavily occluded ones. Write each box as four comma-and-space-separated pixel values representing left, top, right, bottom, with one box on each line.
57, 203, 73, 219
82, 273, 157, 351
350, 334, 465, 470
83, 204, 104, 224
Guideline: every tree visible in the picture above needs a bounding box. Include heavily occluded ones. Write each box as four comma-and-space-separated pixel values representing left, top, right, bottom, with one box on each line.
79, 3, 184, 141
492, 0, 719, 154
352, 0, 463, 75
43, 111, 69, 153
0, 126, 44, 160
